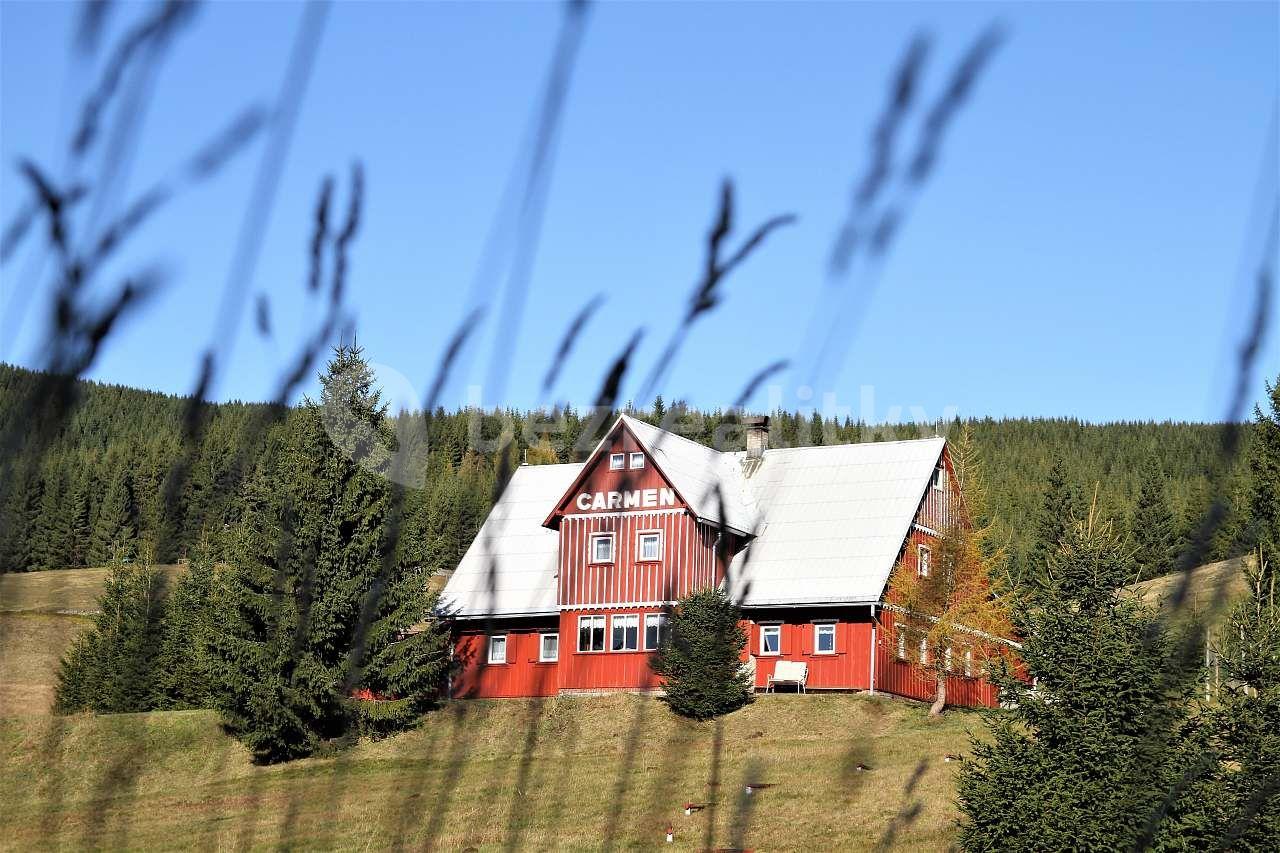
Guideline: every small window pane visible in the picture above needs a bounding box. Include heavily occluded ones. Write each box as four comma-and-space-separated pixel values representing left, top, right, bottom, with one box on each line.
896, 631, 906, 659
541, 634, 558, 662
592, 535, 614, 563
639, 532, 661, 561
488, 635, 507, 664
579, 616, 605, 652
609, 453, 625, 470
816, 623, 835, 653
629, 452, 644, 469
918, 545, 930, 577
761, 625, 780, 654
644, 613, 669, 650
612, 614, 638, 651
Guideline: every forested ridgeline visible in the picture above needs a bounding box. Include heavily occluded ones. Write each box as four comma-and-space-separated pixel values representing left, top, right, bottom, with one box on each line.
0, 361, 1255, 578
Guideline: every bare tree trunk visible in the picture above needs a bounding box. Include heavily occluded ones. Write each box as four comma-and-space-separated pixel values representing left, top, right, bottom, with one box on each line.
929, 669, 946, 717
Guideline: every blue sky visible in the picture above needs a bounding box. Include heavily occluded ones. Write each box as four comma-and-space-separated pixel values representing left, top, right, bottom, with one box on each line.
2, 1, 1277, 423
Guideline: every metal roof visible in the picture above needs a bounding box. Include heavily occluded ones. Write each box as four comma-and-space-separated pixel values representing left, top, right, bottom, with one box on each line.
620, 415, 758, 533
439, 415, 945, 617
439, 461, 582, 618
725, 437, 945, 607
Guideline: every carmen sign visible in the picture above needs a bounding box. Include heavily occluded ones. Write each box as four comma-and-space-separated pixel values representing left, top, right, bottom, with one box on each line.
575, 488, 677, 511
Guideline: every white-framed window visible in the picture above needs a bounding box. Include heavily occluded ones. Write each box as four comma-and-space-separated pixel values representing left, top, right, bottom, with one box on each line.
760, 623, 781, 656
578, 615, 606, 652
590, 532, 615, 564
814, 622, 836, 654
918, 544, 931, 578
609, 453, 625, 470
896, 630, 906, 660
539, 633, 559, 662
918, 637, 930, 666
944, 646, 953, 672
636, 530, 663, 562
964, 648, 974, 678
611, 614, 639, 651
933, 465, 946, 490
488, 635, 507, 664
629, 451, 644, 470
644, 613, 670, 650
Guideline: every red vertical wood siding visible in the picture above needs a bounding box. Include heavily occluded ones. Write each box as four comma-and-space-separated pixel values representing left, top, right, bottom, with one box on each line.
555, 607, 666, 691
873, 610, 999, 707
742, 610, 873, 690
451, 620, 560, 699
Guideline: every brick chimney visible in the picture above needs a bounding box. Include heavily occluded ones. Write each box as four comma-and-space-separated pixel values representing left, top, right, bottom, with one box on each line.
744, 416, 770, 460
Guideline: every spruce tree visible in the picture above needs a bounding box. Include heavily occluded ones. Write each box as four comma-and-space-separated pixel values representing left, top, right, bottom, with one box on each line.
89, 468, 137, 566
1130, 459, 1179, 582
55, 548, 168, 713
1024, 456, 1081, 585
809, 413, 825, 446
957, 514, 1204, 850
152, 542, 217, 709
207, 346, 448, 762
1167, 376, 1280, 847
650, 588, 751, 720
1248, 378, 1280, 571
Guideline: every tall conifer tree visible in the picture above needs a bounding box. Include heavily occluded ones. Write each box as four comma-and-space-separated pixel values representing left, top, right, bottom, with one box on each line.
1130, 459, 1179, 582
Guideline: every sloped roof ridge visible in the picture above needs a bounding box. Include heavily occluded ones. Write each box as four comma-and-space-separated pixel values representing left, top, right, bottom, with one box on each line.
724, 434, 944, 455
620, 413, 728, 457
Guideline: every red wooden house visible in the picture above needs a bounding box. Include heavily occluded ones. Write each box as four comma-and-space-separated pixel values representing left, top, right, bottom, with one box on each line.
441, 414, 1006, 706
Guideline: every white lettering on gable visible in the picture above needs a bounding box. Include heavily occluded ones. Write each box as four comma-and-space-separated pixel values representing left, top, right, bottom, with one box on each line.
573, 487, 677, 512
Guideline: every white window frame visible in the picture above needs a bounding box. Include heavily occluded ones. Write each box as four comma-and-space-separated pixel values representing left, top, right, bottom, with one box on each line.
918, 544, 931, 578
918, 637, 930, 666
760, 623, 782, 656
813, 621, 836, 655
934, 465, 946, 491
896, 630, 906, 660
944, 646, 953, 672
964, 648, 974, 678
578, 615, 606, 652
611, 613, 639, 652
488, 635, 507, 665
609, 453, 625, 470
643, 613, 669, 650
629, 451, 645, 470
539, 632, 559, 663
636, 529, 663, 562
589, 532, 616, 564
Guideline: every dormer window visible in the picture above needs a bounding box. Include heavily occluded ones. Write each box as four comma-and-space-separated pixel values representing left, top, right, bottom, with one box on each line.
609, 453, 625, 471
629, 451, 644, 470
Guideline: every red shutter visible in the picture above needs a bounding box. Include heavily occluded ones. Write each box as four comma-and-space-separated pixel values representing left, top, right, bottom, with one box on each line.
800, 624, 812, 656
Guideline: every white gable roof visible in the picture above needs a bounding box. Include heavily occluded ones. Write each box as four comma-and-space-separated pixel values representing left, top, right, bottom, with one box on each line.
726, 437, 945, 606
620, 415, 757, 533
439, 462, 582, 618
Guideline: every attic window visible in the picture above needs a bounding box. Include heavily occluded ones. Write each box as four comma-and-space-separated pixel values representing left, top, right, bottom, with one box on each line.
933, 466, 946, 491
609, 453, 625, 471
918, 544, 931, 578
629, 451, 644, 470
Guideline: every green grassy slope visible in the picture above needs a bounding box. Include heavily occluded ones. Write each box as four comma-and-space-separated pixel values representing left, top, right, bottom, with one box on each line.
2, 694, 979, 851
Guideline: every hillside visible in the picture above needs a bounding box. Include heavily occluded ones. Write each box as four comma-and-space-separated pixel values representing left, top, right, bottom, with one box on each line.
1, 567, 981, 850
0, 694, 979, 851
